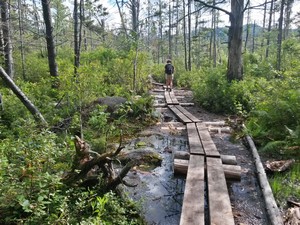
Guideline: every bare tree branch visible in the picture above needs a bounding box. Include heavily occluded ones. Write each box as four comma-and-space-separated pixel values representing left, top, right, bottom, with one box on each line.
193, 0, 232, 17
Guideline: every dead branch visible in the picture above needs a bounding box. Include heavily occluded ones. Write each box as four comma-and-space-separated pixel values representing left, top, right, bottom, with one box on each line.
63, 135, 135, 192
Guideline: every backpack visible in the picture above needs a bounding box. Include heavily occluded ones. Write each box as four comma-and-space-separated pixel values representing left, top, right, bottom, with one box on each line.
165, 64, 173, 74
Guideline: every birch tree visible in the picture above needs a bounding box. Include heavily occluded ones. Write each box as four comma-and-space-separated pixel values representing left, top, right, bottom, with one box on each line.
0, 0, 14, 79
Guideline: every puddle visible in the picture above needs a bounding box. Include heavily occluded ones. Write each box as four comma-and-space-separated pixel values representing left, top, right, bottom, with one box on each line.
124, 134, 187, 225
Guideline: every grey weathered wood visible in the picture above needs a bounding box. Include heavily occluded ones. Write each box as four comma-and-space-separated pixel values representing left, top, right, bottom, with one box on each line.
168, 105, 192, 123
164, 91, 173, 104
186, 123, 204, 155
173, 151, 237, 165
196, 123, 220, 157
176, 105, 201, 123
207, 157, 235, 225
180, 155, 205, 225
245, 133, 284, 225
169, 90, 180, 104
173, 158, 241, 181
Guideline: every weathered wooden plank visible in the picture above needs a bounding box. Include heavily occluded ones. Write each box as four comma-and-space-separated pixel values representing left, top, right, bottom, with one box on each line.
164, 91, 173, 104
207, 157, 235, 225
173, 158, 241, 181
186, 123, 204, 155
180, 155, 205, 225
168, 105, 192, 123
173, 151, 237, 165
169, 90, 180, 104
196, 123, 220, 157
176, 105, 201, 123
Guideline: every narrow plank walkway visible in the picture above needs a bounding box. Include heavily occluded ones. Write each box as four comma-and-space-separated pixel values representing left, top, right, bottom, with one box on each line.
164, 90, 179, 105
168, 105, 192, 124
186, 123, 204, 155
179, 155, 205, 225
163, 88, 236, 225
207, 157, 235, 225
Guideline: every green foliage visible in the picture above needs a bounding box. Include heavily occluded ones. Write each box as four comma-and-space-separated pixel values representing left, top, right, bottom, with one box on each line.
0, 46, 156, 224
246, 80, 300, 148
0, 124, 73, 224
14, 51, 49, 82
190, 64, 274, 115
115, 94, 154, 121
88, 192, 144, 225
270, 162, 300, 205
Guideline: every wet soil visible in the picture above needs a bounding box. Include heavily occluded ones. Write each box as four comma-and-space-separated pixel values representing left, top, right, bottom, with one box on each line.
123, 87, 271, 225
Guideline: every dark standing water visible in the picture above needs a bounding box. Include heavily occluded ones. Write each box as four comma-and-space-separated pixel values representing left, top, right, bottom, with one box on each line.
124, 132, 187, 225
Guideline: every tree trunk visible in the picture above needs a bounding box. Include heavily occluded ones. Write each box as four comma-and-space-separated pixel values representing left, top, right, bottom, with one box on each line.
183, 0, 188, 71
159, 0, 163, 63
211, 0, 217, 67
74, 0, 80, 76
284, 0, 294, 39
227, 0, 244, 82
0, 67, 47, 126
266, 0, 274, 59
187, 0, 192, 71
252, 22, 256, 53
168, 1, 172, 58
244, 8, 250, 51
276, 0, 285, 71
175, 0, 179, 57
18, 0, 26, 80
41, 0, 59, 79
0, 0, 14, 79
261, 0, 267, 59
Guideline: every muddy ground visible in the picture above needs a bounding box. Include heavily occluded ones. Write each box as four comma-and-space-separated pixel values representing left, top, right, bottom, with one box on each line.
123, 86, 271, 225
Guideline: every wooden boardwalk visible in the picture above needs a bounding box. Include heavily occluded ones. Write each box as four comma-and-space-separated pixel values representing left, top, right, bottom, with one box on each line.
163, 89, 237, 225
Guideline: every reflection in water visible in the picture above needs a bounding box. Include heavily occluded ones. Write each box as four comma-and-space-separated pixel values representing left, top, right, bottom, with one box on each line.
124, 134, 187, 225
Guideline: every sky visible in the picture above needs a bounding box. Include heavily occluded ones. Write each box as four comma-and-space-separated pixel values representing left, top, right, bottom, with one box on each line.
102, 0, 300, 29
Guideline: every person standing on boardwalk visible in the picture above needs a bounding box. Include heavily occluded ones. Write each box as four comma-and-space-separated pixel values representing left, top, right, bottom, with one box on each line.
165, 59, 175, 91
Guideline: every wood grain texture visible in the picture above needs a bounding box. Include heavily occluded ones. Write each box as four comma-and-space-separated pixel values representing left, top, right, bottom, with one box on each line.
207, 157, 235, 225
180, 155, 205, 225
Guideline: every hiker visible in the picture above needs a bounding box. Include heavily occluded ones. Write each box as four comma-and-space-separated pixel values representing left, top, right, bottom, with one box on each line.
165, 59, 175, 91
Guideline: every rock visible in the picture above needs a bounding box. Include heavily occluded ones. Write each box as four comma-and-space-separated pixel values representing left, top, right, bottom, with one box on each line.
92, 96, 127, 113
119, 148, 162, 167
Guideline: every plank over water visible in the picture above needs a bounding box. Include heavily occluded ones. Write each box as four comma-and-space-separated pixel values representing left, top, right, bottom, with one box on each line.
168, 105, 192, 123
196, 123, 220, 157
180, 155, 205, 225
186, 123, 204, 155
207, 157, 235, 225
176, 105, 202, 123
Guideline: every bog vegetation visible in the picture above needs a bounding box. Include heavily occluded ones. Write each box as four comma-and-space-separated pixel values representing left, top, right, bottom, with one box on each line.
0, 0, 299, 224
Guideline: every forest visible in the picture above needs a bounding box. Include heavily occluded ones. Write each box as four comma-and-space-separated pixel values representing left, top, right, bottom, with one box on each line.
0, 0, 299, 224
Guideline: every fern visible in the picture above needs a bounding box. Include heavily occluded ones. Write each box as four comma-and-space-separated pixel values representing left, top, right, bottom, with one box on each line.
260, 140, 286, 153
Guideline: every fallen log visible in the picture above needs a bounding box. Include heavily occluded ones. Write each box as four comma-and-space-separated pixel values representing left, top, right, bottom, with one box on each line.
173, 151, 237, 165
203, 121, 226, 126
207, 127, 231, 133
173, 158, 241, 181
244, 128, 284, 225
